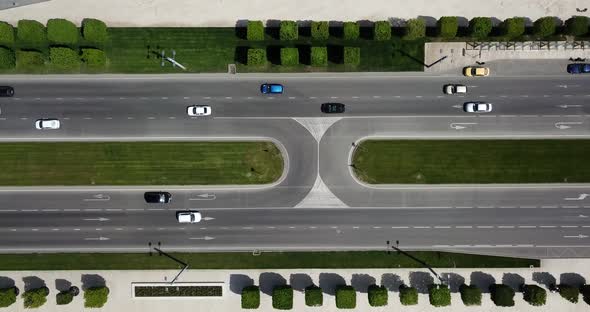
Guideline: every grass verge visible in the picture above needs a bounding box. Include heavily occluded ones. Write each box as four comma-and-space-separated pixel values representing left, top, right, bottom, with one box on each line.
0, 251, 538, 270
0, 142, 282, 185
352, 140, 590, 184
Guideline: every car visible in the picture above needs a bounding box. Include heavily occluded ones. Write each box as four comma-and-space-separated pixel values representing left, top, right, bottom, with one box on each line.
0, 86, 14, 97
176, 210, 202, 223
144, 191, 172, 203
567, 63, 590, 74
260, 83, 284, 94
443, 84, 467, 95
463, 66, 490, 77
34, 119, 60, 130
321, 103, 345, 114
463, 101, 492, 113
187, 105, 211, 116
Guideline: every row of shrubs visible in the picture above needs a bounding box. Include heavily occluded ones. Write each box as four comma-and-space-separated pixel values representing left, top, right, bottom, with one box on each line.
0, 46, 107, 70
241, 282, 590, 309
0, 285, 109, 308
246, 15, 590, 41
246, 46, 360, 67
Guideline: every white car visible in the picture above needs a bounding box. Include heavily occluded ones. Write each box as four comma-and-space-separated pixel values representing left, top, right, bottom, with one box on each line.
187, 105, 211, 117
176, 211, 202, 223
463, 102, 492, 113
35, 119, 61, 130
444, 84, 467, 95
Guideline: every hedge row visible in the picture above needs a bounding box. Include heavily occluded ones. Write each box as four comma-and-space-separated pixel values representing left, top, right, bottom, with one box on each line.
0, 47, 107, 70
246, 46, 360, 66
83, 286, 109, 308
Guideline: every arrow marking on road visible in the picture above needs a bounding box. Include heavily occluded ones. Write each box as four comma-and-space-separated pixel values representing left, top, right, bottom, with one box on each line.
557, 84, 580, 89
557, 104, 582, 109
563, 234, 589, 239
189, 193, 216, 201
565, 194, 590, 201
450, 122, 478, 130
579, 214, 588, 218
83, 194, 111, 201
83, 217, 110, 222
202, 217, 215, 221
84, 237, 110, 241
555, 122, 582, 130
189, 236, 215, 240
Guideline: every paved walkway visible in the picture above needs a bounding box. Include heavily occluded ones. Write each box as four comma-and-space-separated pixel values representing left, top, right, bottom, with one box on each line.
0, 259, 589, 311
0, 0, 588, 27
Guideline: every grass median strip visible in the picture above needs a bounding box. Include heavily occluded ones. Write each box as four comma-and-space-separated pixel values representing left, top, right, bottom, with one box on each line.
352, 139, 590, 184
0, 251, 538, 270
0, 142, 282, 185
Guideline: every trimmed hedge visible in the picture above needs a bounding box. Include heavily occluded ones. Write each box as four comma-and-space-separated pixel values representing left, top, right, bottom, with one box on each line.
373, 21, 391, 41
82, 18, 108, 45
279, 21, 298, 40
81, 48, 107, 68
247, 20, 264, 41
558, 284, 579, 303
429, 284, 451, 307
280, 47, 298, 66
404, 18, 426, 40
343, 47, 360, 66
311, 21, 329, 40
241, 286, 260, 309
533, 17, 556, 38
565, 16, 589, 36
22, 287, 49, 309
272, 285, 293, 310
17, 19, 46, 47
438, 16, 458, 38
0, 287, 17, 308
343, 22, 359, 40
501, 17, 526, 39
335, 285, 356, 309
459, 284, 481, 306
16, 50, 44, 68
310, 46, 327, 66
0, 47, 15, 69
469, 17, 493, 39
0, 21, 14, 46
84, 286, 109, 308
305, 285, 322, 307
368, 285, 387, 307
399, 285, 418, 305
47, 18, 78, 46
247, 48, 266, 66
56, 291, 74, 305
49, 47, 80, 70
523, 284, 546, 306
490, 284, 515, 307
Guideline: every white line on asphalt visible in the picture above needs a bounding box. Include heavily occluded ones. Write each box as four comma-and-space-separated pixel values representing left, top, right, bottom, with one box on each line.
74, 229, 80, 231
147, 117, 156, 120
352, 96, 359, 99
288, 97, 296, 99
85, 209, 101, 211
32, 229, 38, 231
561, 225, 578, 228
331, 96, 338, 99
168, 117, 176, 119
126, 208, 143, 211
42, 209, 58, 212
564, 95, 572, 97
161, 97, 168, 100
64, 209, 80, 211
116, 228, 123, 231
96, 228, 102, 231
477, 206, 494, 208
520, 206, 537, 208
499, 115, 516, 118
148, 208, 164, 211
309, 226, 317, 229
499, 206, 516, 209
476, 226, 493, 228
19, 117, 28, 120
373, 96, 381, 98
540, 225, 557, 228
434, 226, 451, 229
391, 226, 408, 229
455, 206, 472, 209
0, 210, 16, 212
289, 226, 296, 229
106, 209, 121, 211
478, 95, 486, 98
500, 95, 508, 98
83, 117, 92, 120
136, 228, 143, 230
22, 209, 38, 212
373, 226, 382, 229
119, 97, 126, 100
267, 97, 274, 99
520, 115, 539, 118
498, 226, 515, 228
309, 96, 317, 99
541, 206, 558, 208
330, 226, 338, 229
543, 95, 550, 97
413, 226, 430, 229
456, 226, 472, 229
563, 206, 580, 208
495, 244, 513, 247
225, 97, 232, 99
518, 225, 536, 228
184, 97, 190, 100
542, 115, 560, 117
521, 95, 529, 97
52, 229, 59, 231
203, 97, 211, 99
394, 96, 401, 98
34, 97, 40, 100
415, 96, 422, 98
127, 117, 134, 119
352, 226, 359, 229
267, 226, 275, 229
105, 117, 113, 120
56, 97, 63, 100
63, 117, 70, 120
242, 227, 253, 230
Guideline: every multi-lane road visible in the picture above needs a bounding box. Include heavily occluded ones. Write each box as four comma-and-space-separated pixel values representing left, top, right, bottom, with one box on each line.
1, 73, 590, 258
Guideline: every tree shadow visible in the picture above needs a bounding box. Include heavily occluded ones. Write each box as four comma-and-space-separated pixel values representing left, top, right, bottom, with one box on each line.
359, 26, 373, 40
0, 276, 15, 289
351, 274, 376, 293
532, 272, 556, 289
55, 279, 72, 292
259, 272, 286, 296
381, 273, 403, 292
266, 45, 282, 65
560, 273, 586, 288
327, 44, 343, 64
319, 273, 345, 296
470, 272, 495, 293
234, 46, 249, 64
409, 271, 434, 294
329, 21, 343, 38
81, 274, 105, 290
444, 273, 465, 292
290, 274, 313, 292
296, 44, 311, 65
502, 273, 525, 292
230, 274, 254, 294
23, 276, 46, 292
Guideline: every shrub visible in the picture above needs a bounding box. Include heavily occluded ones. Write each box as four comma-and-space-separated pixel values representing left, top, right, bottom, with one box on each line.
565, 16, 589, 36
399, 285, 418, 305
0, 21, 15, 46
84, 286, 109, 308
469, 17, 493, 39
335, 285, 356, 309
373, 21, 391, 41
272, 285, 293, 310
0, 47, 15, 69
279, 21, 298, 40
490, 284, 515, 307
404, 18, 426, 40
49, 47, 80, 70
0, 287, 17, 308
305, 285, 322, 307
17, 20, 46, 47
241, 286, 260, 309
247, 20, 264, 40
16, 50, 45, 68
56, 291, 74, 305
310, 46, 327, 66
343, 21, 359, 40
280, 48, 298, 66
22, 287, 49, 309
533, 17, 556, 38
47, 18, 78, 46
501, 17, 526, 39
438, 16, 458, 38
82, 18, 108, 45
559, 284, 579, 303
428, 284, 451, 307
459, 284, 481, 306
368, 285, 387, 307
343, 47, 360, 66
311, 21, 329, 40
81, 48, 107, 68
522, 284, 546, 306
581, 284, 590, 304
247, 48, 266, 66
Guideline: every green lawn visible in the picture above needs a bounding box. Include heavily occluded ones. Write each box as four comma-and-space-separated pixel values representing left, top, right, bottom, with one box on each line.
0, 142, 282, 185
0, 251, 538, 270
353, 140, 590, 184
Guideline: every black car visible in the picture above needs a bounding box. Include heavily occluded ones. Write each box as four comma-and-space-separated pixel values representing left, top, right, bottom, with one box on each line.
144, 192, 172, 203
321, 103, 345, 114
0, 86, 14, 97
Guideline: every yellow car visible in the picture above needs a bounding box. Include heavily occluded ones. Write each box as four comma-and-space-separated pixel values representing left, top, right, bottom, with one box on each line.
463, 66, 490, 77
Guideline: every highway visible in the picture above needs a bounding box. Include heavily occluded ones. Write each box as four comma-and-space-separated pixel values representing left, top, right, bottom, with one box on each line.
1, 74, 590, 258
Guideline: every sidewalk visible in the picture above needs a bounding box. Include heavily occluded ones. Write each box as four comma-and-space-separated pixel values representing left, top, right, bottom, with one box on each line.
0, 259, 589, 311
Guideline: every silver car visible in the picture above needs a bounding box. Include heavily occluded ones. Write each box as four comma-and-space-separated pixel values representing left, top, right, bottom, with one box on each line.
463, 102, 492, 113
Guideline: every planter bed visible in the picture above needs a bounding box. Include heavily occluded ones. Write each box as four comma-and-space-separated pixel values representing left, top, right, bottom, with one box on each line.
132, 283, 224, 299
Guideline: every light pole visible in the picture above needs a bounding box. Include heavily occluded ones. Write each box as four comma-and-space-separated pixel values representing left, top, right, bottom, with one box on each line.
386, 240, 446, 285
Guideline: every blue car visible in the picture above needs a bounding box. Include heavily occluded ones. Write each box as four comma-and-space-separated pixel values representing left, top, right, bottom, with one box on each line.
260, 83, 284, 94
567, 63, 590, 74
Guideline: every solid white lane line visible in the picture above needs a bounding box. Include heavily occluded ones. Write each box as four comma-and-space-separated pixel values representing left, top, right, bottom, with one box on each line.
561, 225, 578, 228
476, 226, 493, 228
434, 226, 451, 229
518, 225, 536, 228
498, 226, 515, 228
413, 226, 430, 229
456, 226, 472, 229
391, 226, 409, 229
540, 225, 557, 228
